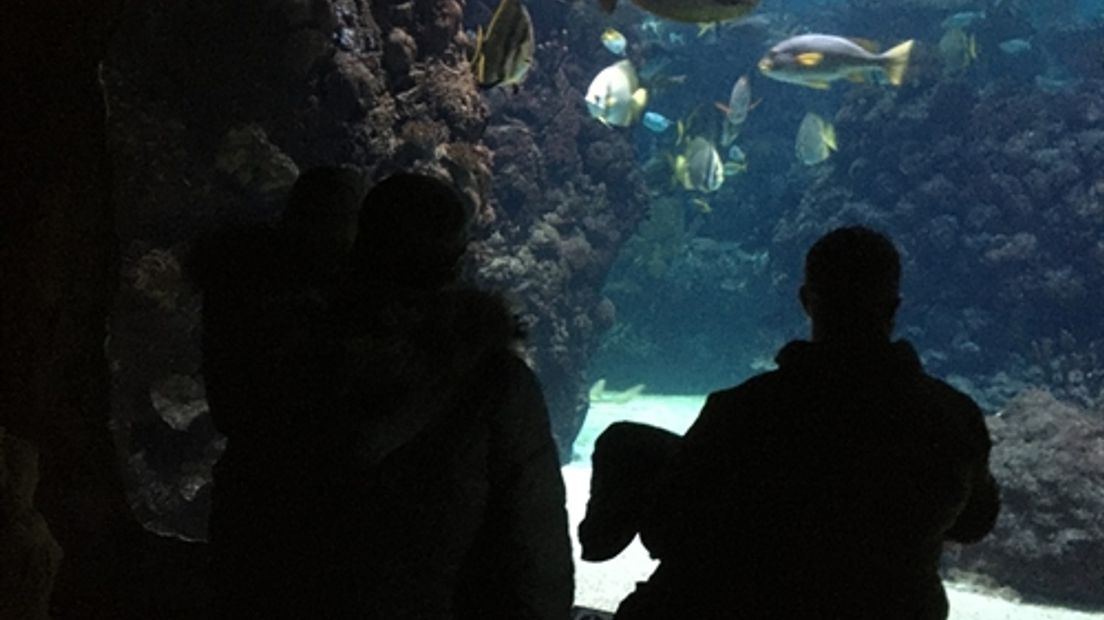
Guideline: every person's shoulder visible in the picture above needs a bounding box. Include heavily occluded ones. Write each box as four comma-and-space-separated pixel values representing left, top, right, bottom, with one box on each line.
918, 372, 984, 417
703, 369, 786, 410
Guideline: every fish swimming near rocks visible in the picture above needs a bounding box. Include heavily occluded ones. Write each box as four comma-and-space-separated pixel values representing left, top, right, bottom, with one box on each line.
589, 379, 647, 404
586, 60, 649, 127
758, 34, 914, 89
939, 27, 978, 72
601, 27, 628, 55
472, 0, 535, 89
674, 136, 725, 193
598, 0, 760, 25
795, 112, 836, 166
716, 74, 753, 146
642, 111, 674, 133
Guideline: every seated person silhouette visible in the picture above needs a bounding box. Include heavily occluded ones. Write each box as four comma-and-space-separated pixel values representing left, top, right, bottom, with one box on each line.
203, 171, 573, 619
583, 226, 999, 620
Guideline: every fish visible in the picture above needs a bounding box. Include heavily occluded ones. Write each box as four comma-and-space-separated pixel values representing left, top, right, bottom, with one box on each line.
758, 34, 914, 89
941, 10, 986, 30
601, 27, 628, 55
589, 378, 647, 404
674, 136, 725, 192
585, 60, 649, 127
999, 38, 1031, 55
472, 0, 535, 89
716, 74, 752, 146
725, 143, 747, 175
795, 112, 837, 166
642, 111, 674, 133
598, 0, 760, 25
939, 28, 978, 71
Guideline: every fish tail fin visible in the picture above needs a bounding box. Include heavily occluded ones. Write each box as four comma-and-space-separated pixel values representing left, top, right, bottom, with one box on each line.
630, 87, 648, 122
598, 0, 618, 14
822, 122, 837, 152
882, 39, 914, 86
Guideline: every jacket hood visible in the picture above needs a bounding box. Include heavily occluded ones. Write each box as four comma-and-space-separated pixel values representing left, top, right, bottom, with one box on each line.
774, 339, 922, 377
326, 286, 524, 467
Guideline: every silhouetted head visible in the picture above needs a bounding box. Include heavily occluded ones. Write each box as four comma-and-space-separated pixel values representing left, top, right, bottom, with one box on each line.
800, 226, 901, 342
352, 172, 471, 289
282, 165, 364, 272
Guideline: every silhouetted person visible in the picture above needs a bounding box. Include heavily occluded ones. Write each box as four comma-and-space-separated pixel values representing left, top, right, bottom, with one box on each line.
602, 226, 999, 620
206, 171, 573, 618
195, 165, 364, 617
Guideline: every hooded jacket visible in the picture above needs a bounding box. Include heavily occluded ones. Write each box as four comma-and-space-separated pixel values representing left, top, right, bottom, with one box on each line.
615, 339, 999, 620
205, 278, 573, 619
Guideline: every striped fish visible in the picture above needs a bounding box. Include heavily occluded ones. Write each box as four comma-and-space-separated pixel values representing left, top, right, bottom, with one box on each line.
472, 0, 535, 89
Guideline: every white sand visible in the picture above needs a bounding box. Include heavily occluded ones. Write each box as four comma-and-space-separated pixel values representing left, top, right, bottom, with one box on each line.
564, 395, 1104, 619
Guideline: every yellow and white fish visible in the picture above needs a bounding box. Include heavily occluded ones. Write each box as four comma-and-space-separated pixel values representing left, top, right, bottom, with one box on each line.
759, 33, 914, 89
601, 28, 628, 55
472, 0, 535, 89
585, 60, 649, 127
795, 112, 837, 166
674, 136, 725, 192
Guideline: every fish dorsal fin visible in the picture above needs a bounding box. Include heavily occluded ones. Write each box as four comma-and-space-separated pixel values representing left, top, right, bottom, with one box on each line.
796, 52, 823, 67
472, 26, 484, 64
821, 122, 837, 151
849, 37, 880, 53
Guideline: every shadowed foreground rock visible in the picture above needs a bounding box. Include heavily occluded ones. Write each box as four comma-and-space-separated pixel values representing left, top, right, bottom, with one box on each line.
944, 389, 1104, 609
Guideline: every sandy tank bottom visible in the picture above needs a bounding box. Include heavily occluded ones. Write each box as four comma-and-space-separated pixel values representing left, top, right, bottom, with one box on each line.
565, 396, 1104, 620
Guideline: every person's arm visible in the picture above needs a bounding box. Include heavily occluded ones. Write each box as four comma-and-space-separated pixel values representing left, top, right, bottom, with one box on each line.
640, 388, 745, 559
944, 393, 1000, 543
461, 355, 573, 620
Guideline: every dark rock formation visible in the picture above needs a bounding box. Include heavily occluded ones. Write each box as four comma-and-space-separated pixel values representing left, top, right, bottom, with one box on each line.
943, 389, 1104, 609
0, 429, 63, 620
104, 0, 493, 538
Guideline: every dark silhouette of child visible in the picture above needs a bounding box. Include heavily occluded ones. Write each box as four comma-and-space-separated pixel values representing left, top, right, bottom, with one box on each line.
202, 170, 573, 619
586, 226, 999, 620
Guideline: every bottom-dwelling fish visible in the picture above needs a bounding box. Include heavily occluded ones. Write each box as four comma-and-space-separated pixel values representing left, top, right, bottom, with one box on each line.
758, 34, 915, 89
795, 112, 836, 166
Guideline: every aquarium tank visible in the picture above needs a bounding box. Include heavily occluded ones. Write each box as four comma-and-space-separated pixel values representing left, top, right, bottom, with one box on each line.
78, 0, 1104, 616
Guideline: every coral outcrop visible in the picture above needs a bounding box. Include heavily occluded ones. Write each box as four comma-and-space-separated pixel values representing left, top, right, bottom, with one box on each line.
943, 390, 1104, 609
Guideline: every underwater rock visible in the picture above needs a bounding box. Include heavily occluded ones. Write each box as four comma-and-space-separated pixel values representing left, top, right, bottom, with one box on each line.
0, 429, 63, 620
943, 390, 1104, 609
215, 124, 300, 195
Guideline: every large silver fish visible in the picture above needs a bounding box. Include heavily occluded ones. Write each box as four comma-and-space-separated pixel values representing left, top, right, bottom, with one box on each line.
472, 0, 535, 89
585, 60, 649, 127
758, 34, 914, 89
795, 112, 836, 166
599, 0, 760, 25
675, 137, 725, 193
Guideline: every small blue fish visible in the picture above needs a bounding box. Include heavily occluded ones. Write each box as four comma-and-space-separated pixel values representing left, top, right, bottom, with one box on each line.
642, 111, 673, 133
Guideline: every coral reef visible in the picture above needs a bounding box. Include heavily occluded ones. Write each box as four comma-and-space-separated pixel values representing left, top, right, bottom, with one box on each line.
943, 389, 1104, 609
469, 2, 651, 460
104, 0, 493, 539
